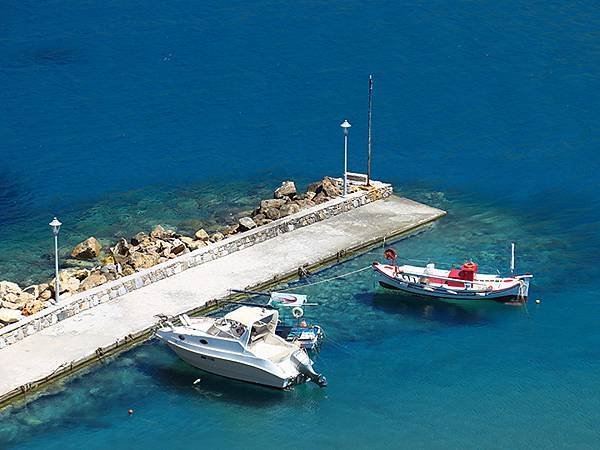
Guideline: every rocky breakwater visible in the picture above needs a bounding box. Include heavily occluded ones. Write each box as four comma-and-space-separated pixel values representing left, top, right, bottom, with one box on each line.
0, 177, 362, 329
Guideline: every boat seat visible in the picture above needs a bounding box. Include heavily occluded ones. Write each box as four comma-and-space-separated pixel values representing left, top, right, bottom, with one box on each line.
251, 341, 291, 363
180, 314, 192, 326
446, 269, 465, 287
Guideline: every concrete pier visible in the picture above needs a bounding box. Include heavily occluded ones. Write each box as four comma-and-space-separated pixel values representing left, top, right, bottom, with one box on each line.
0, 194, 445, 407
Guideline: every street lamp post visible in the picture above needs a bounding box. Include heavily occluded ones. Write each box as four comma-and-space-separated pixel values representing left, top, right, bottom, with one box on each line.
340, 119, 351, 197
49, 217, 62, 303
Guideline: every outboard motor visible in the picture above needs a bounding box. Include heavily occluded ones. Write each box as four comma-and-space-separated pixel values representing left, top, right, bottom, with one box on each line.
292, 350, 327, 387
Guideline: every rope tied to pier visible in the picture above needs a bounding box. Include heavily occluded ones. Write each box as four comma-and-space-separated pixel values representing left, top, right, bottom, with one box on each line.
284, 265, 373, 291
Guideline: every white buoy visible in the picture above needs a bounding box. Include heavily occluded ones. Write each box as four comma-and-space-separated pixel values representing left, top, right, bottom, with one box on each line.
535, 299, 541, 304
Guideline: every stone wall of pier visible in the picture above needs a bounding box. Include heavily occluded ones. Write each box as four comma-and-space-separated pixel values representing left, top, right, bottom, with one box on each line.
0, 182, 392, 348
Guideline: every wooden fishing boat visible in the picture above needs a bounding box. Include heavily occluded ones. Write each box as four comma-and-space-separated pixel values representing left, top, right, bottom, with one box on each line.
373, 247, 533, 304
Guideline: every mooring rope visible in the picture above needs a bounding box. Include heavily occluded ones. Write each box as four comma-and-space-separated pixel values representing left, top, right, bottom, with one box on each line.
285, 265, 373, 291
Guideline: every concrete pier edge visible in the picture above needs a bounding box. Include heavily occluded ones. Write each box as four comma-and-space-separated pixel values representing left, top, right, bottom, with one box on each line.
0, 202, 445, 410
0, 181, 392, 348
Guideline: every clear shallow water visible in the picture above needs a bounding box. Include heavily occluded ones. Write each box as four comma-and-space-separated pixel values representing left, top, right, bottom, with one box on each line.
1, 0, 599, 448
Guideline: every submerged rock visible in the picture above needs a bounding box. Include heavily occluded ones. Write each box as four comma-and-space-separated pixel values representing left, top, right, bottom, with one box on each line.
70, 237, 102, 259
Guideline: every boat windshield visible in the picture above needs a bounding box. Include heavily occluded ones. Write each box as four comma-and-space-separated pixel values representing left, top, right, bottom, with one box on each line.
207, 318, 247, 339
250, 314, 277, 342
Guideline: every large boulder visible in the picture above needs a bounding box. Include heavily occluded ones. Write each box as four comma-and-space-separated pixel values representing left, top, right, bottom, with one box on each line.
313, 192, 330, 204
79, 272, 108, 291
0, 308, 23, 324
129, 251, 160, 270
38, 289, 53, 301
131, 232, 151, 246
306, 180, 321, 193
295, 198, 316, 210
170, 239, 187, 256
194, 228, 210, 241
154, 239, 173, 257
23, 284, 40, 299
279, 203, 301, 217
265, 207, 281, 220
0, 281, 34, 309
21, 299, 45, 316
50, 270, 82, 294
238, 217, 257, 231
319, 177, 342, 197
0, 281, 21, 296
260, 199, 286, 211
150, 225, 176, 240
110, 238, 131, 264
210, 232, 225, 242
180, 236, 207, 251
274, 181, 296, 199
70, 237, 102, 259
223, 224, 240, 235
2, 296, 27, 309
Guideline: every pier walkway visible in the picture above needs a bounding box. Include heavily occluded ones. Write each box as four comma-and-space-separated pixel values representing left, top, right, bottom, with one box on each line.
0, 195, 444, 405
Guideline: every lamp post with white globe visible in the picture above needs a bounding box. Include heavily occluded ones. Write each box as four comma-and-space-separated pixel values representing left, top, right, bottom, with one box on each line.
340, 119, 351, 197
49, 217, 62, 303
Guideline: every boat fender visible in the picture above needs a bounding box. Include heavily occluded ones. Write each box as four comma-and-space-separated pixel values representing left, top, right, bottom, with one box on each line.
384, 248, 397, 261
292, 307, 304, 319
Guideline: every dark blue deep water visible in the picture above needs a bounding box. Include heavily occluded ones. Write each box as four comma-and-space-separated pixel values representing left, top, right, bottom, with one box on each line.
0, 1, 598, 448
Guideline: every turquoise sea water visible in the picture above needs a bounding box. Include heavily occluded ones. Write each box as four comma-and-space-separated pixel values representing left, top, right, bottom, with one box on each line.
1, 0, 599, 448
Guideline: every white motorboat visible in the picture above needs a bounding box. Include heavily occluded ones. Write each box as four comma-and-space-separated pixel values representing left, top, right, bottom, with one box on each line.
373, 247, 533, 304
155, 306, 327, 389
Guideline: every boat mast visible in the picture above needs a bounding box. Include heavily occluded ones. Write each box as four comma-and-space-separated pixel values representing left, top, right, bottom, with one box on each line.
510, 242, 515, 274
367, 74, 373, 186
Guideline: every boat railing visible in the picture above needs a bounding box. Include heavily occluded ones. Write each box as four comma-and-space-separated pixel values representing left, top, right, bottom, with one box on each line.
396, 271, 499, 288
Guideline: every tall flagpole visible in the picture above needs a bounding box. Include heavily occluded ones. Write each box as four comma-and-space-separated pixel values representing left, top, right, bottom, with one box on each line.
367, 74, 373, 186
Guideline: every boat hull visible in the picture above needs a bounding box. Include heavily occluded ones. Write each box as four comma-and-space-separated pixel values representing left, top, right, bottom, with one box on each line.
378, 280, 524, 304
166, 341, 297, 389
374, 263, 531, 304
